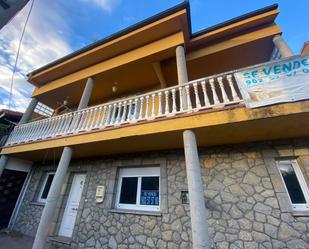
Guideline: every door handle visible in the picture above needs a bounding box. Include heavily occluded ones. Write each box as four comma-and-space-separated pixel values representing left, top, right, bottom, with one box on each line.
71, 208, 78, 211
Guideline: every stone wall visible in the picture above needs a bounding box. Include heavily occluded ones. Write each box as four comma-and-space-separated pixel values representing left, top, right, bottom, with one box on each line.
12, 138, 309, 248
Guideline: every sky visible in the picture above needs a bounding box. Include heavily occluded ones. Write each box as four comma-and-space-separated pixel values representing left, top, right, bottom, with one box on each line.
0, 0, 308, 112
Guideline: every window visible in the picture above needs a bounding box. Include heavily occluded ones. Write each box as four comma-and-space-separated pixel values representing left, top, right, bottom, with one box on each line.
38, 172, 55, 203
116, 167, 160, 211
277, 160, 309, 211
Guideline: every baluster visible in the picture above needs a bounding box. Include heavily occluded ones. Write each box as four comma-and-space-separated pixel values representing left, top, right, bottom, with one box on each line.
126, 100, 132, 121
164, 91, 169, 115
45, 118, 54, 138
110, 104, 117, 125
49, 117, 57, 137
26, 123, 34, 141
90, 107, 98, 129
151, 94, 156, 118
82, 110, 91, 130
139, 97, 144, 120
121, 101, 127, 123
201, 80, 210, 107
62, 114, 71, 135
72, 112, 82, 133
171, 88, 177, 115
103, 105, 112, 126
31, 120, 41, 140
55, 117, 63, 136
227, 75, 240, 101
193, 82, 201, 110
85, 109, 94, 130
29, 122, 37, 141
50, 118, 58, 137
145, 96, 150, 119
179, 86, 184, 112
36, 120, 46, 139
93, 107, 102, 128
22, 124, 30, 142
41, 119, 50, 138
131, 98, 138, 122
98, 106, 107, 128
53, 116, 62, 137
217, 77, 229, 104
185, 85, 192, 111
115, 102, 122, 124
209, 78, 220, 105
158, 92, 162, 116
78, 110, 87, 131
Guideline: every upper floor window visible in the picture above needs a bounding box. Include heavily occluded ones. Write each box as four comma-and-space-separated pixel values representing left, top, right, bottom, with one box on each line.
115, 167, 160, 212
277, 160, 309, 211
38, 172, 55, 203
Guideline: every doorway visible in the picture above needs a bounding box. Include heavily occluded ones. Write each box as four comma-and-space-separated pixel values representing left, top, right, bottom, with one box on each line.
58, 173, 86, 237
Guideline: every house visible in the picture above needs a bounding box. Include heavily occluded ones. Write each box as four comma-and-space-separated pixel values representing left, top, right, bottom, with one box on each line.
1, 1, 309, 248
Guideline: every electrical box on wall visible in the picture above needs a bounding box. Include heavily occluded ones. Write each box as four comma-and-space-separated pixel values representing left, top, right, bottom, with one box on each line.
95, 185, 105, 203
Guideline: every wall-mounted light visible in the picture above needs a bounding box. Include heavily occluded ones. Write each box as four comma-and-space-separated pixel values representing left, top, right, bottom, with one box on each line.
112, 82, 118, 93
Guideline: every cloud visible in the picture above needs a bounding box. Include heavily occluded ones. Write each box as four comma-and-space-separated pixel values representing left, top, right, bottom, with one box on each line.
81, 0, 121, 12
0, 0, 73, 112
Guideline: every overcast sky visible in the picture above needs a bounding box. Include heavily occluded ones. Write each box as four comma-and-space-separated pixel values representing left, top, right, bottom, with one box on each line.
0, 0, 308, 112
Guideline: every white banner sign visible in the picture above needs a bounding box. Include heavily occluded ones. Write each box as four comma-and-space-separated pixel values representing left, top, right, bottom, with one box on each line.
234, 55, 309, 108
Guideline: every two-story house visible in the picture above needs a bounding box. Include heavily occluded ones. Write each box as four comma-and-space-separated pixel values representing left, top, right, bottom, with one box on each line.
1, 2, 309, 248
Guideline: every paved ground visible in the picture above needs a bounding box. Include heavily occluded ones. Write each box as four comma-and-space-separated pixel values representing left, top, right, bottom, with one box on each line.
0, 232, 55, 249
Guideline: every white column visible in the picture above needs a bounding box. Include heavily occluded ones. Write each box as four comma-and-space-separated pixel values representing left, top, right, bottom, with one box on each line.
33, 76, 93, 249
176, 45, 188, 109
183, 130, 210, 249
78, 77, 94, 110
19, 98, 39, 124
0, 155, 8, 177
273, 35, 293, 58
32, 147, 73, 249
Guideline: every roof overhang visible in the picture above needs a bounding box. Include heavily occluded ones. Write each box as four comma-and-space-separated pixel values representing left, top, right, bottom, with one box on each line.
28, 2, 279, 89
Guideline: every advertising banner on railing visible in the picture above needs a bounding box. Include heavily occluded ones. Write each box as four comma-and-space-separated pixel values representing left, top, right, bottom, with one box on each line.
234, 55, 309, 108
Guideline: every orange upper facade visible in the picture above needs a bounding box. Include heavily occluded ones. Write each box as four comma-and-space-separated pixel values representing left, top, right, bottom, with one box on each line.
28, 2, 281, 109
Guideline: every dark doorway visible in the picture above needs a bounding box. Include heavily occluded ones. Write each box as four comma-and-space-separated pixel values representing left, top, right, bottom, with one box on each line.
0, 169, 28, 229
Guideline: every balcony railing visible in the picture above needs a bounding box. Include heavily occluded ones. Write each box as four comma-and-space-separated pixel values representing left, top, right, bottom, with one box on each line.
5, 73, 243, 147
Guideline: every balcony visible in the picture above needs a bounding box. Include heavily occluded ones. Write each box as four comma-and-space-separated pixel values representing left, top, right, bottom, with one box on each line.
2, 54, 309, 159
5, 72, 243, 147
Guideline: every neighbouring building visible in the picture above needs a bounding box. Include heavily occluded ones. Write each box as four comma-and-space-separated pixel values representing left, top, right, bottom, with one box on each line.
1, 2, 309, 249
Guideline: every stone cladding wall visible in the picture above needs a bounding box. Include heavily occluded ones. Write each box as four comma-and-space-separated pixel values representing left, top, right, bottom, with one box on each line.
12, 138, 309, 248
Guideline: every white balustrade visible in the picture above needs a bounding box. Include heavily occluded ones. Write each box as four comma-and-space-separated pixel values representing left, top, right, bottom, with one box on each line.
4, 73, 242, 146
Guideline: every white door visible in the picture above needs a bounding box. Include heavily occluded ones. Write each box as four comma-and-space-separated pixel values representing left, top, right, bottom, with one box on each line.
59, 174, 86, 237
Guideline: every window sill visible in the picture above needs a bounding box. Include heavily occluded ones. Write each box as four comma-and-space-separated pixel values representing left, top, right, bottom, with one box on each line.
109, 209, 161, 217
292, 211, 309, 217
29, 201, 45, 206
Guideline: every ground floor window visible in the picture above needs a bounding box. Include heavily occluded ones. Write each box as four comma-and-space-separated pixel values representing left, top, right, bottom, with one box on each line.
38, 172, 55, 203
277, 160, 309, 211
116, 167, 160, 211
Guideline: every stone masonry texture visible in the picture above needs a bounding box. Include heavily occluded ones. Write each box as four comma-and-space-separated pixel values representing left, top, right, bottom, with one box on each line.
13, 137, 309, 248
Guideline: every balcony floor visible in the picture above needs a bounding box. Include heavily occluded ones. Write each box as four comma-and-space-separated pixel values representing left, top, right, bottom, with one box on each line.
2, 100, 309, 161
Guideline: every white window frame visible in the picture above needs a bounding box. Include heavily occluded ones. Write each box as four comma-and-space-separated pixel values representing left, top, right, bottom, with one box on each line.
38, 172, 55, 203
115, 167, 160, 212
277, 160, 309, 211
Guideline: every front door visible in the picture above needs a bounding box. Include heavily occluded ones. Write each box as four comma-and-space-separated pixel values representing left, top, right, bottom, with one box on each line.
59, 173, 86, 237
